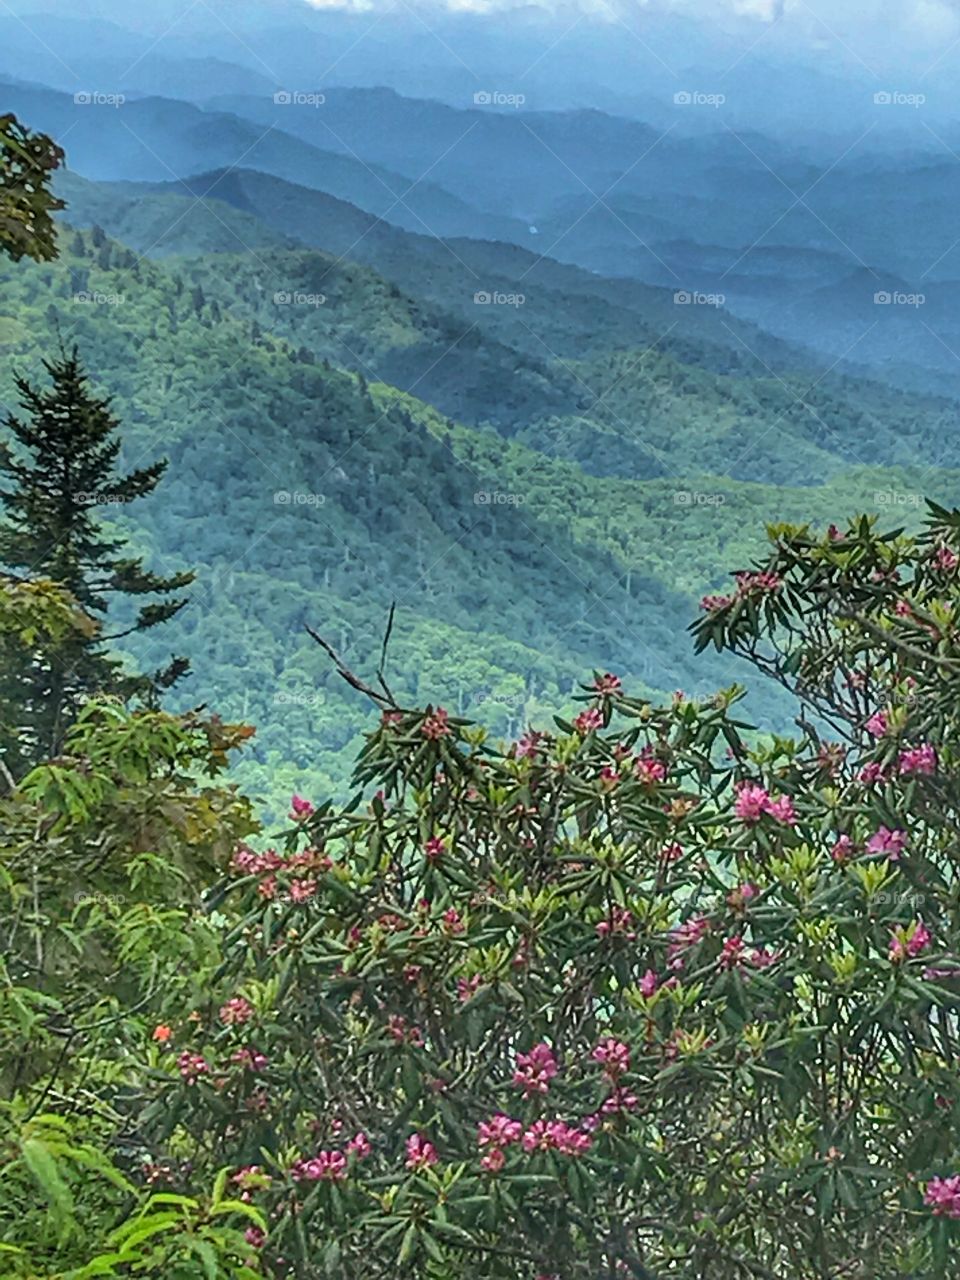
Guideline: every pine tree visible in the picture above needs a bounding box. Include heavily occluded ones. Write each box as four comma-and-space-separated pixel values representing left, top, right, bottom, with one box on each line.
0, 346, 194, 772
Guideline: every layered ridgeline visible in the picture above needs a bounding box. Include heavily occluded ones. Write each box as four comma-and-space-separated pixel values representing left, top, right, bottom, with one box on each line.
2, 212, 958, 812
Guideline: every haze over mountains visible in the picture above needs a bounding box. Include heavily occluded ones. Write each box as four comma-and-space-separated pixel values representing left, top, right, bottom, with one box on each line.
2, 0, 958, 807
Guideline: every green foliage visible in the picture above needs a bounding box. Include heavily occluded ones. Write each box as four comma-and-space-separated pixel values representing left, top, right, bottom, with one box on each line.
25, 500, 942, 1279
3, 227, 960, 812
0, 114, 64, 264
0, 347, 194, 775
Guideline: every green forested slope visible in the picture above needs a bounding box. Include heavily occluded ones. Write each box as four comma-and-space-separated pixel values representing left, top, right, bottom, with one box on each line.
3, 225, 956, 813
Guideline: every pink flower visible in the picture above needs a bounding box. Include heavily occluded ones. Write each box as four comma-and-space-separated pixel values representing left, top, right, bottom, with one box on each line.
442, 906, 465, 934
925, 1175, 960, 1218
634, 748, 666, 785
593, 1038, 630, 1078
859, 762, 887, 786
513, 1042, 558, 1095
292, 1151, 346, 1182
481, 1147, 506, 1172
290, 793, 314, 821
889, 920, 931, 963
639, 968, 659, 998
244, 1226, 266, 1248
421, 708, 451, 739
516, 730, 545, 758
719, 936, 746, 969
933, 544, 958, 571
574, 706, 603, 734
478, 1114, 523, 1148
599, 763, 621, 789
593, 673, 622, 695
700, 594, 733, 611
522, 1119, 591, 1156
831, 834, 854, 862
423, 836, 446, 863
766, 794, 797, 826
749, 946, 780, 969
596, 906, 636, 939
458, 974, 482, 1003
865, 712, 888, 738
668, 915, 710, 968
866, 826, 907, 860
346, 1132, 371, 1158
736, 570, 780, 594
601, 1086, 639, 1114
898, 743, 937, 776
219, 997, 253, 1027
231, 1046, 268, 1072
734, 782, 770, 823
405, 1133, 438, 1171
177, 1052, 209, 1084
288, 878, 317, 903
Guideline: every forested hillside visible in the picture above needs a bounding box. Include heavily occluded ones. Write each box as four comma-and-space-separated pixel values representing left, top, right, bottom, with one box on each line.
2, 221, 958, 811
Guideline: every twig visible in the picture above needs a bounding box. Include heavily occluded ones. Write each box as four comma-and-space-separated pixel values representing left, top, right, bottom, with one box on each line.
305, 624, 399, 709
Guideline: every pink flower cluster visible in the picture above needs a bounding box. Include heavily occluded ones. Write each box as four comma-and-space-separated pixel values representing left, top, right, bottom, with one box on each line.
421, 707, 451, 739
634, 748, 666, 785
405, 1133, 438, 1170
477, 1113, 523, 1171
516, 729, 545, 758
593, 673, 622, 695
292, 1134, 370, 1183
521, 1119, 592, 1157
719, 936, 780, 970
925, 1175, 960, 1217
513, 1042, 558, 1096
289, 793, 314, 821
865, 711, 888, 738
592, 1038, 630, 1079
700, 570, 781, 613
574, 706, 603, 735
734, 782, 796, 826
866, 826, 907, 860
177, 1052, 209, 1084
219, 997, 254, 1027
596, 906, 636, 940
231, 1046, 268, 1073
668, 915, 710, 968
898, 743, 937, 776
889, 920, 931, 963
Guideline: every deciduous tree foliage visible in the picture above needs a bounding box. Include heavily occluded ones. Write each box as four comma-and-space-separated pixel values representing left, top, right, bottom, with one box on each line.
0, 113, 63, 263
